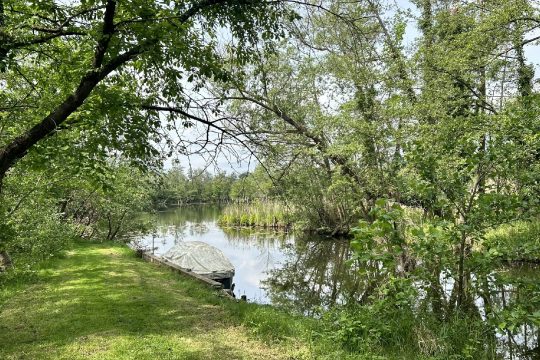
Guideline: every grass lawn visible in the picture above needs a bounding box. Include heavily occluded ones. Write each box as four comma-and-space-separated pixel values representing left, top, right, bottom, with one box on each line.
0, 241, 314, 360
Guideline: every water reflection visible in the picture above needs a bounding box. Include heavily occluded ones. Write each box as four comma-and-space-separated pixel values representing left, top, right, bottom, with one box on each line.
489, 268, 540, 359
134, 205, 539, 358
262, 238, 360, 315
137, 205, 373, 313
136, 205, 294, 303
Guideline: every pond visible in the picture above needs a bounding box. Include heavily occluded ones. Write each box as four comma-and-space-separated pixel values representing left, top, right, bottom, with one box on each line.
133, 204, 353, 311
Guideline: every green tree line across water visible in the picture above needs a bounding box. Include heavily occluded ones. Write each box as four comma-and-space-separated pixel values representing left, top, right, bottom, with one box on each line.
150, 166, 275, 208
152, 166, 297, 229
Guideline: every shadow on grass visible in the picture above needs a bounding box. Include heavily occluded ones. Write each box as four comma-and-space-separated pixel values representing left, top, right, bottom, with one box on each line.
0, 242, 278, 359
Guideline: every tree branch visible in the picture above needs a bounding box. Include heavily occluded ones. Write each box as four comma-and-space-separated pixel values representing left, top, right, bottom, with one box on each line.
93, 0, 116, 69
0, 0, 235, 188
141, 104, 276, 181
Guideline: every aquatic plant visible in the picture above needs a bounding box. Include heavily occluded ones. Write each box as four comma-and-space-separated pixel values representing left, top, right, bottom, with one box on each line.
218, 201, 294, 229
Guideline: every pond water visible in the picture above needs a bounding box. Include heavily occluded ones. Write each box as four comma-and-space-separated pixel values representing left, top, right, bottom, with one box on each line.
133, 204, 351, 308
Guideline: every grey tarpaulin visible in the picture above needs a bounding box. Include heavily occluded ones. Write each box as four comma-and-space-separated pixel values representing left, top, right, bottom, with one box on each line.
162, 241, 235, 280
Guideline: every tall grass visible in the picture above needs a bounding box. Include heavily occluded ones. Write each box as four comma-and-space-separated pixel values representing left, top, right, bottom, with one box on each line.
218, 201, 293, 229
484, 220, 540, 262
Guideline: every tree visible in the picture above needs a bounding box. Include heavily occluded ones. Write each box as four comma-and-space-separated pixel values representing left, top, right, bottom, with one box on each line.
208, 1, 408, 230
0, 0, 296, 270
210, 0, 540, 323
0, 0, 295, 190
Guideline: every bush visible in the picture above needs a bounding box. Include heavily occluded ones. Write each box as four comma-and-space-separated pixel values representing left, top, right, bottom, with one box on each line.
1, 200, 78, 281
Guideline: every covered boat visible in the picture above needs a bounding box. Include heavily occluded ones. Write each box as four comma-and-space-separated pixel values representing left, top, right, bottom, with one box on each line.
163, 241, 235, 289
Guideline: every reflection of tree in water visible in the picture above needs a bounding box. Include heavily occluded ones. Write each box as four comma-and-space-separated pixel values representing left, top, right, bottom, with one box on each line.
483, 268, 540, 359
262, 236, 361, 315
149, 205, 222, 241
188, 222, 210, 237
262, 235, 539, 357
153, 205, 223, 229
411, 265, 540, 358
222, 227, 289, 248
221, 227, 290, 269
151, 207, 218, 240
164, 224, 185, 244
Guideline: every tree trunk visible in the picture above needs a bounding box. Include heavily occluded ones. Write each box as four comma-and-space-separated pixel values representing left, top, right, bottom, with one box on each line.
109, 210, 127, 241
456, 230, 468, 309
0, 250, 12, 271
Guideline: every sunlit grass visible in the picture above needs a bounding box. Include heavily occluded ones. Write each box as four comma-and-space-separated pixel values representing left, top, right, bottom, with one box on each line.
0, 240, 482, 359
0, 241, 309, 359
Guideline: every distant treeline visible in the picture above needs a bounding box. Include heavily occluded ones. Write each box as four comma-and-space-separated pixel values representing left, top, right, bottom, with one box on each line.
150, 166, 276, 208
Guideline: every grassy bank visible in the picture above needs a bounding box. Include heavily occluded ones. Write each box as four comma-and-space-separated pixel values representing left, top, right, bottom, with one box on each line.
1, 238, 519, 359
218, 201, 293, 229
0, 241, 361, 360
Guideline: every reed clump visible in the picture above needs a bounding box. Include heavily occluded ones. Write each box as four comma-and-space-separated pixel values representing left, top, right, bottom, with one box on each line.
218, 201, 293, 229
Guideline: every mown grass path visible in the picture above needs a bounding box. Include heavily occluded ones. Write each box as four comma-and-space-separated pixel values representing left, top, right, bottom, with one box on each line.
0, 242, 300, 359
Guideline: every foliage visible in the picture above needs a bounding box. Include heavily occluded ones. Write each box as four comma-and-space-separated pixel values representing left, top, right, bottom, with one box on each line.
1, 0, 540, 358
0, 0, 296, 186
0, 156, 153, 279
484, 220, 540, 262
341, 199, 538, 358
63, 165, 154, 241
229, 166, 275, 202
151, 166, 236, 208
1, 167, 78, 279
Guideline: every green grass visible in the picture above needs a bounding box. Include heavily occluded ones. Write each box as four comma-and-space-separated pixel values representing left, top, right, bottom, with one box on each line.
1, 240, 498, 360
0, 241, 316, 360
484, 220, 540, 262
1, 241, 435, 360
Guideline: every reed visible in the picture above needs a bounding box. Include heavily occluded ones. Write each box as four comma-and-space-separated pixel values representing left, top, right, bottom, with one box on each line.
218, 201, 293, 229
484, 220, 540, 263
